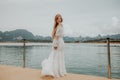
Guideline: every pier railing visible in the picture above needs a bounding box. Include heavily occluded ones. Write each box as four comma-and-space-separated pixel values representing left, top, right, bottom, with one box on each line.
21, 38, 112, 79
1, 38, 119, 79
107, 38, 111, 79
22, 39, 26, 68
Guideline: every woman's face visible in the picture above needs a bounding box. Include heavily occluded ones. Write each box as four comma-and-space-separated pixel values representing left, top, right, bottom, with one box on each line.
57, 16, 62, 24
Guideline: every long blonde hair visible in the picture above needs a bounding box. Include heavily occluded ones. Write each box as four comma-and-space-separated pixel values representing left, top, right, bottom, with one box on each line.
52, 14, 63, 40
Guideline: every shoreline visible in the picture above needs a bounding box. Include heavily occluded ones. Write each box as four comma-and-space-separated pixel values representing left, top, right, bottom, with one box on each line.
0, 42, 120, 44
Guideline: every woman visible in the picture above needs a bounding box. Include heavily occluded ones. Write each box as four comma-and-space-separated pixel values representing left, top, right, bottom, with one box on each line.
41, 14, 67, 78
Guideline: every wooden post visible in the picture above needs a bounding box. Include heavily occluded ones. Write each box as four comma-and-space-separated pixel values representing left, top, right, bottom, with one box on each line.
23, 39, 26, 68
107, 38, 111, 79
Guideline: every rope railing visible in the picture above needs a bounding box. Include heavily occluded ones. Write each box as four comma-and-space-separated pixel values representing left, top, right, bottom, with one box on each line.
21, 38, 113, 79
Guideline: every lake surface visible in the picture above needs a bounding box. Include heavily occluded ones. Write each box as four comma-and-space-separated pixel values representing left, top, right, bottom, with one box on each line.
0, 43, 120, 79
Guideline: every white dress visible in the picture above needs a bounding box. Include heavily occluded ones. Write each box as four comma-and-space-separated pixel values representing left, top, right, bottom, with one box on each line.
41, 24, 67, 77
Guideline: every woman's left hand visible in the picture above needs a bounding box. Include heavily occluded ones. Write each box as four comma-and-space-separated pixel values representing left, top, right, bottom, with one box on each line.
54, 46, 57, 50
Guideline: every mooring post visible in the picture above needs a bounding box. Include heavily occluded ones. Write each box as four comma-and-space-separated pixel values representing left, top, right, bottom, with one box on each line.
23, 39, 26, 68
107, 38, 111, 79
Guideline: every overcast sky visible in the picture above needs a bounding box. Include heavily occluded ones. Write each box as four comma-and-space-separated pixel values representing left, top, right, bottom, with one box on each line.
0, 0, 120, 37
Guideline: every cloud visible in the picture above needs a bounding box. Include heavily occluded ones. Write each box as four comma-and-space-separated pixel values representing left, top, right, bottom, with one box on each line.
63, 24, 79, 37
0, 0, 120, 37
112, 16, 119, 27
101, 16, 120, 35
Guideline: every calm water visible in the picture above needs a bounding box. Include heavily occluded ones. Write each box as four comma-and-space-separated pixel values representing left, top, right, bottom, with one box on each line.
0, 43, 120, 79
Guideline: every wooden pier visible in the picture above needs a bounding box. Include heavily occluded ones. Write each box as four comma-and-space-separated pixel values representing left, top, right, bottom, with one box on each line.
0, 65, 119, 80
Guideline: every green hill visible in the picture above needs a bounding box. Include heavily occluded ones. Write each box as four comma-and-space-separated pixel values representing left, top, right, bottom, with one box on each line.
0, 29, 35, 41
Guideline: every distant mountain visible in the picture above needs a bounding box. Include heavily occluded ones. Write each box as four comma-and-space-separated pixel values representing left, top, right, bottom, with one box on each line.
103, 34, 120, 40
0, 29, 120, 42
0, 29, 35, 41
81, 34, 120, 42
